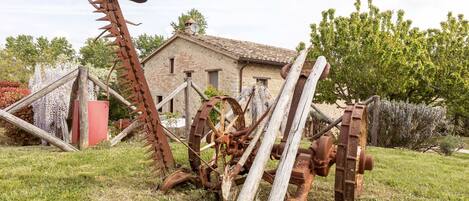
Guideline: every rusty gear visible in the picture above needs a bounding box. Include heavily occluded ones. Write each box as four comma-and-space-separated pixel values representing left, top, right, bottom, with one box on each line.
334, 104, 374, 201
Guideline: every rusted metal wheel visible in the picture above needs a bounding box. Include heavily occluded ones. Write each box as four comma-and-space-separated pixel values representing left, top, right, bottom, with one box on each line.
188, 96, 249, 189
334, 104, 374, 201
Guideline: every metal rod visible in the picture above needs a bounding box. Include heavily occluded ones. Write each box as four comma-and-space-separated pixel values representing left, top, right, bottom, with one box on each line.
312, 95, 378, 139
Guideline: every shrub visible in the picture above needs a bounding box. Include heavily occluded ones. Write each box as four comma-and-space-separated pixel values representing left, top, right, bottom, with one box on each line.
0, 82, 41, 145
203, 86, 225, 124
368, 100, 450, 150
0, 81, 21, 88
439, 135, 463, 156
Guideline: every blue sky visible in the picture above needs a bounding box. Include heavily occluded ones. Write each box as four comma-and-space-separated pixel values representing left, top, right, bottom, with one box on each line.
0, 0, 468, 50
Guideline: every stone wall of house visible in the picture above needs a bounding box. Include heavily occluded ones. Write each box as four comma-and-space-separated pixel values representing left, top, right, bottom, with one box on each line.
240, 63, 284, 97
143, 38, 239, 117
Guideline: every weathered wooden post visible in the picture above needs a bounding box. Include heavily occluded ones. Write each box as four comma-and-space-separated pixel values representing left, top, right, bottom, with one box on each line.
78, 67, 89, 149
370, 95, 380, 146
269, 57, 327, 201
184, 77, 192, 139
237, 48, 308, 201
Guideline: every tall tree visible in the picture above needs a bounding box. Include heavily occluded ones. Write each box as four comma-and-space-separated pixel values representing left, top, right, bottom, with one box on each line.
0, 49, 30, 83
79, 38, 115, 69
133, 34, 165, 59
170, 8, 208, 34
309, 0, 436, 105
35, 36, 75, 65
4, 35, 38, 67
426, 13, 469, 117
1, 35, 75, 82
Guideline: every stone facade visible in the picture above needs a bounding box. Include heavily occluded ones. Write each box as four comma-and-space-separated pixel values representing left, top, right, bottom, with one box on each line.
142, 37, 289, 117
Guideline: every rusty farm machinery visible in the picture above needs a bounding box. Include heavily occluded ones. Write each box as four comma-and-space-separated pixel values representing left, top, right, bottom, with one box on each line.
87, 0, 374, 200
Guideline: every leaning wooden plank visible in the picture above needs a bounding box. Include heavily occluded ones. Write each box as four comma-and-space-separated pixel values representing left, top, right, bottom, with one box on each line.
0, 109, 78, 152
110, 120, 142, 146
222, 84, 283, 200
310, 103, 340, 129
269, 56, 327, 201
87, 73, 135, 110
191, 82, 225, 116
5, 69, 79, 114
109, 83, 186, 146
191, 82, 209, 100
60, 116, 70, 143
156, 81, 188, 109
237, 48, 308, 201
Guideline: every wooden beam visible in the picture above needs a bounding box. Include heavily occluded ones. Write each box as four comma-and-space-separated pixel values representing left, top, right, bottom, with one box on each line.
191, 82, 209, 100
78, 67, 89, 149
310, 103, 340, 129
67, 77, 79, 120
5, 69, 79, 114
184, 78, 192, 138
0, 109, 78, 152
191, 82, 223, 115
269, 57, 327, 201
221, 84, 282, 200
109, 83, 188, 146
237, 48, 308, 201
87, 73, 135, 110
110, 120, 142, 146
156, 81, 188, 109
370, 96, 380, 146
60, 116, 70, 144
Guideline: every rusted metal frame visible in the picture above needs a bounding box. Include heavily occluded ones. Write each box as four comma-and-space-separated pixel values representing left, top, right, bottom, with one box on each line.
91, 0, 175, 170
188, 96, 247, 189
311, 95, 378, 140
188, 96, 245, 171
281, 74, 307, 142
160, 123, 218, 174
334, 104, 363, 201
199, 89, 253, 142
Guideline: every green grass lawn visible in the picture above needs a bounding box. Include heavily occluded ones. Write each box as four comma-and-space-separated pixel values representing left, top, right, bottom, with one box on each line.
0, 142, 468, 201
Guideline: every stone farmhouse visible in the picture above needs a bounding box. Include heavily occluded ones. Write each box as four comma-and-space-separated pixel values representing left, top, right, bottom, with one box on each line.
142, 28, 297, 116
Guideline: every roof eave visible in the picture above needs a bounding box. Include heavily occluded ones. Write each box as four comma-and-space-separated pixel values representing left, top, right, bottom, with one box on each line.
238, 57, 290, 66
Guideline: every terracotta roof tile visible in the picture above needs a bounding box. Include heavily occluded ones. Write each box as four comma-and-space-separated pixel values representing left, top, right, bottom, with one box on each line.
187, 34, 296, 65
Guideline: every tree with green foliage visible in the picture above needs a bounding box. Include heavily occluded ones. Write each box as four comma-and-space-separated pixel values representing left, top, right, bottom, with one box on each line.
1, 35, 75, 82
310, 0, 439, 106
170, 8, 208, 34
79, 38, 115, 69
133, 34, 165, 59
0, 50, 30, 83
4, 35, 39, 67
426, 13, 469, 118
35, 36, 75, 65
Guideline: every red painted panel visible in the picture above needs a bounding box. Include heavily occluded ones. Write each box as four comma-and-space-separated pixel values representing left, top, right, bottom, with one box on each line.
72, 100, 109, 146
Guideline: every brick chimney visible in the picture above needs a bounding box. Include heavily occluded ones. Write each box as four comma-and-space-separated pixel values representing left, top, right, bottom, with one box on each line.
184, 18, 198, 35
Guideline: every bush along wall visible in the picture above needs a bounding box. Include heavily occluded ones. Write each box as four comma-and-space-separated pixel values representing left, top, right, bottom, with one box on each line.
0, 81, 41, 145
368, 100, 450, 151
